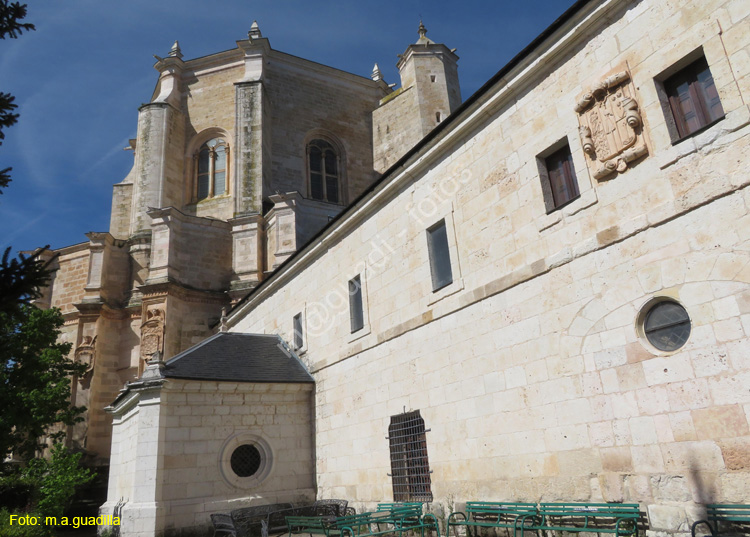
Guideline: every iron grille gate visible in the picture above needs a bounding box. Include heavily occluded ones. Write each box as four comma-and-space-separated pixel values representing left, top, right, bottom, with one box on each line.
387, 410, 433, 502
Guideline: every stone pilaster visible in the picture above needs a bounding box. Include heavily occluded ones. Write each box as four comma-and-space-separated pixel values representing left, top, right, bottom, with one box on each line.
229, 213, 264, 301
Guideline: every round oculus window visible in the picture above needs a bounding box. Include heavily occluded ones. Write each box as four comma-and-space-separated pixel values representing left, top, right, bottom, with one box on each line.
230, 444, 262, 477
643, 300, 691, 352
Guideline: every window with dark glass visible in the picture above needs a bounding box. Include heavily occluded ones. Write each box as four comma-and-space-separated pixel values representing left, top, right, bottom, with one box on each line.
545, 145, 579, 210
427, 220, 452, 292
644, 300, 691, 352
664, 56, 724, 140
230, 444, 262, 477
293, 312, 303, 350
195, 138, 228, 201
387, 410, 433, 502
308, 139, 340, 203
349, 275, 364, 333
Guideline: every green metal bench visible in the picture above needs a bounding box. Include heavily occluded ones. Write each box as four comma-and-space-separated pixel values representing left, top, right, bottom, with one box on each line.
332, 505, 439, 537
534, 503, 640, 537
692, 504, 750, 537
447, 502, 538, 537
287, 516, 341, 537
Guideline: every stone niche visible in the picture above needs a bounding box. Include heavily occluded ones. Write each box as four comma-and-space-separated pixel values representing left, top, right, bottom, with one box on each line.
575, 69, 648, 180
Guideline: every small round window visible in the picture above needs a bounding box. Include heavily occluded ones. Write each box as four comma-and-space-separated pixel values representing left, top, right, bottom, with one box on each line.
230, 444, 262, 477
643, 300, 691, 352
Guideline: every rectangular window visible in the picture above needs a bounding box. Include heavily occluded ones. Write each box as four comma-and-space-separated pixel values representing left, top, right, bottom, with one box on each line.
427, 220, 453, 292
293, 313, 303, 350
388, 410, 433, 502
545, 145, 579, 210
664, 56, 724, 141
349, 275, 364, 333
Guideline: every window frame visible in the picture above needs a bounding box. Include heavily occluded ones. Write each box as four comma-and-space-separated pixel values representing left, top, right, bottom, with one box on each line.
293, 311, 305, 352
543, 144, 580, 212
193, 137, 230, 203
426, 219, 453, 292
387, 410, 433, 503
348, 275, 364, 334
662, 55, 725, 142
307, 138, 343, 204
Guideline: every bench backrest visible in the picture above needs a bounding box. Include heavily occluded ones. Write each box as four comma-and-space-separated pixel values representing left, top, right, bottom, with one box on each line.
376, 502, 423, 512
466, 502, 538, 519
539, 503, 640, 520
231, 503, 295, 537
313, 499, 349, 517
232, 503, 295, 522
706, 504, 750, 522
286, 516, 329, 531
332, 512, 373, 530
269, 504, 338, 529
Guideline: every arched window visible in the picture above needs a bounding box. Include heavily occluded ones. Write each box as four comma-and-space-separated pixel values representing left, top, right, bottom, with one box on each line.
307, 139, 340, 204
194, 138, 229, 201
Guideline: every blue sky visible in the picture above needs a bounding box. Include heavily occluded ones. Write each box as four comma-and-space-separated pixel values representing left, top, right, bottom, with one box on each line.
0, 0, 574, 255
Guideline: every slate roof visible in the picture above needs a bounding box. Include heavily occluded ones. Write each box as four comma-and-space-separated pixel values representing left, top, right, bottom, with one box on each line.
164, 332, 314, 383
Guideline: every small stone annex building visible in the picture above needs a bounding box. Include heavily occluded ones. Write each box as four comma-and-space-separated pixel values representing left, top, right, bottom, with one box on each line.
37, 0, 750, 535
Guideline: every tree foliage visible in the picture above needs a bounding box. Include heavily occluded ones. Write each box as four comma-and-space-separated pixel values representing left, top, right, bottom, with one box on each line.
0, 305, 87, 466
0, 1, 35, 192
23, 443, 94, 518
0, 247, 53, 317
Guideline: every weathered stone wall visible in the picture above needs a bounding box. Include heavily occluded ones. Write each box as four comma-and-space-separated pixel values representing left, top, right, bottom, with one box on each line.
372, 87, 423, 173
50, 244, 90, 314
230, 0, 750, 529
147, 208, 232, 292
183, 63, 242, 139
265, 55, 384, 205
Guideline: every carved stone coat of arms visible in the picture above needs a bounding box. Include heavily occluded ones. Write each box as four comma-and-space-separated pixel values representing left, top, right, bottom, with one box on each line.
575, 71, 648, 180
140, 308, 165, 369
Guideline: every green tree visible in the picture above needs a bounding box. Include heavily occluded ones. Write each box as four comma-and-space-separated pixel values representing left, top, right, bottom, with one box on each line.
0, 0, 35, 191
0, 305, 87, 466
23, 443, 94, 518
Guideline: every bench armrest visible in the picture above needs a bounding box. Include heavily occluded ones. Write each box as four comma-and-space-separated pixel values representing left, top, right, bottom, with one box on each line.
691, 519, 716, 537
422, 512, 440, 533
447, 512, 467, 525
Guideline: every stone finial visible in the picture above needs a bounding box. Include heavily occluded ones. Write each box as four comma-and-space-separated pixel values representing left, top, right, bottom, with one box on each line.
371, 63, 382, 82
416, 20, 435, 45
220, 308, 228, 332
248, 20, 262, 39
168, 40, 183, 59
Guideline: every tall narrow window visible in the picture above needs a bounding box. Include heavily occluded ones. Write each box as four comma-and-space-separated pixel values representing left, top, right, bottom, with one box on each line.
427, 220, 452, 292
308, 139, 340, 204
545, 145, 579, 210
349, 275, 364, 333
195, 138, 229, 201
388, 410, 433, 502
664, 56, 724, 141
293, 313, 304, 350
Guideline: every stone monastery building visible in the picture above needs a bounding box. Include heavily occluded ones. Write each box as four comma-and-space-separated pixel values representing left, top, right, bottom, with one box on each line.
36, 0, 750, 535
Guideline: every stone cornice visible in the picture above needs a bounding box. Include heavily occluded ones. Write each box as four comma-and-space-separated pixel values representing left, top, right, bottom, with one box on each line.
139, 278, 228, 304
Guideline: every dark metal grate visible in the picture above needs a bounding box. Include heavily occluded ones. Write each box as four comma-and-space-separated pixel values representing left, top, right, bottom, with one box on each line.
387, 410, 433, 502
231, 444, 262, 477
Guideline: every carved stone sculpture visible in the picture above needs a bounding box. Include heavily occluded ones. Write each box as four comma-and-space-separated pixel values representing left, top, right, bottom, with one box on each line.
575, 71, 648, 180
140, 308, 165, 370
75, 335, 97, 381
